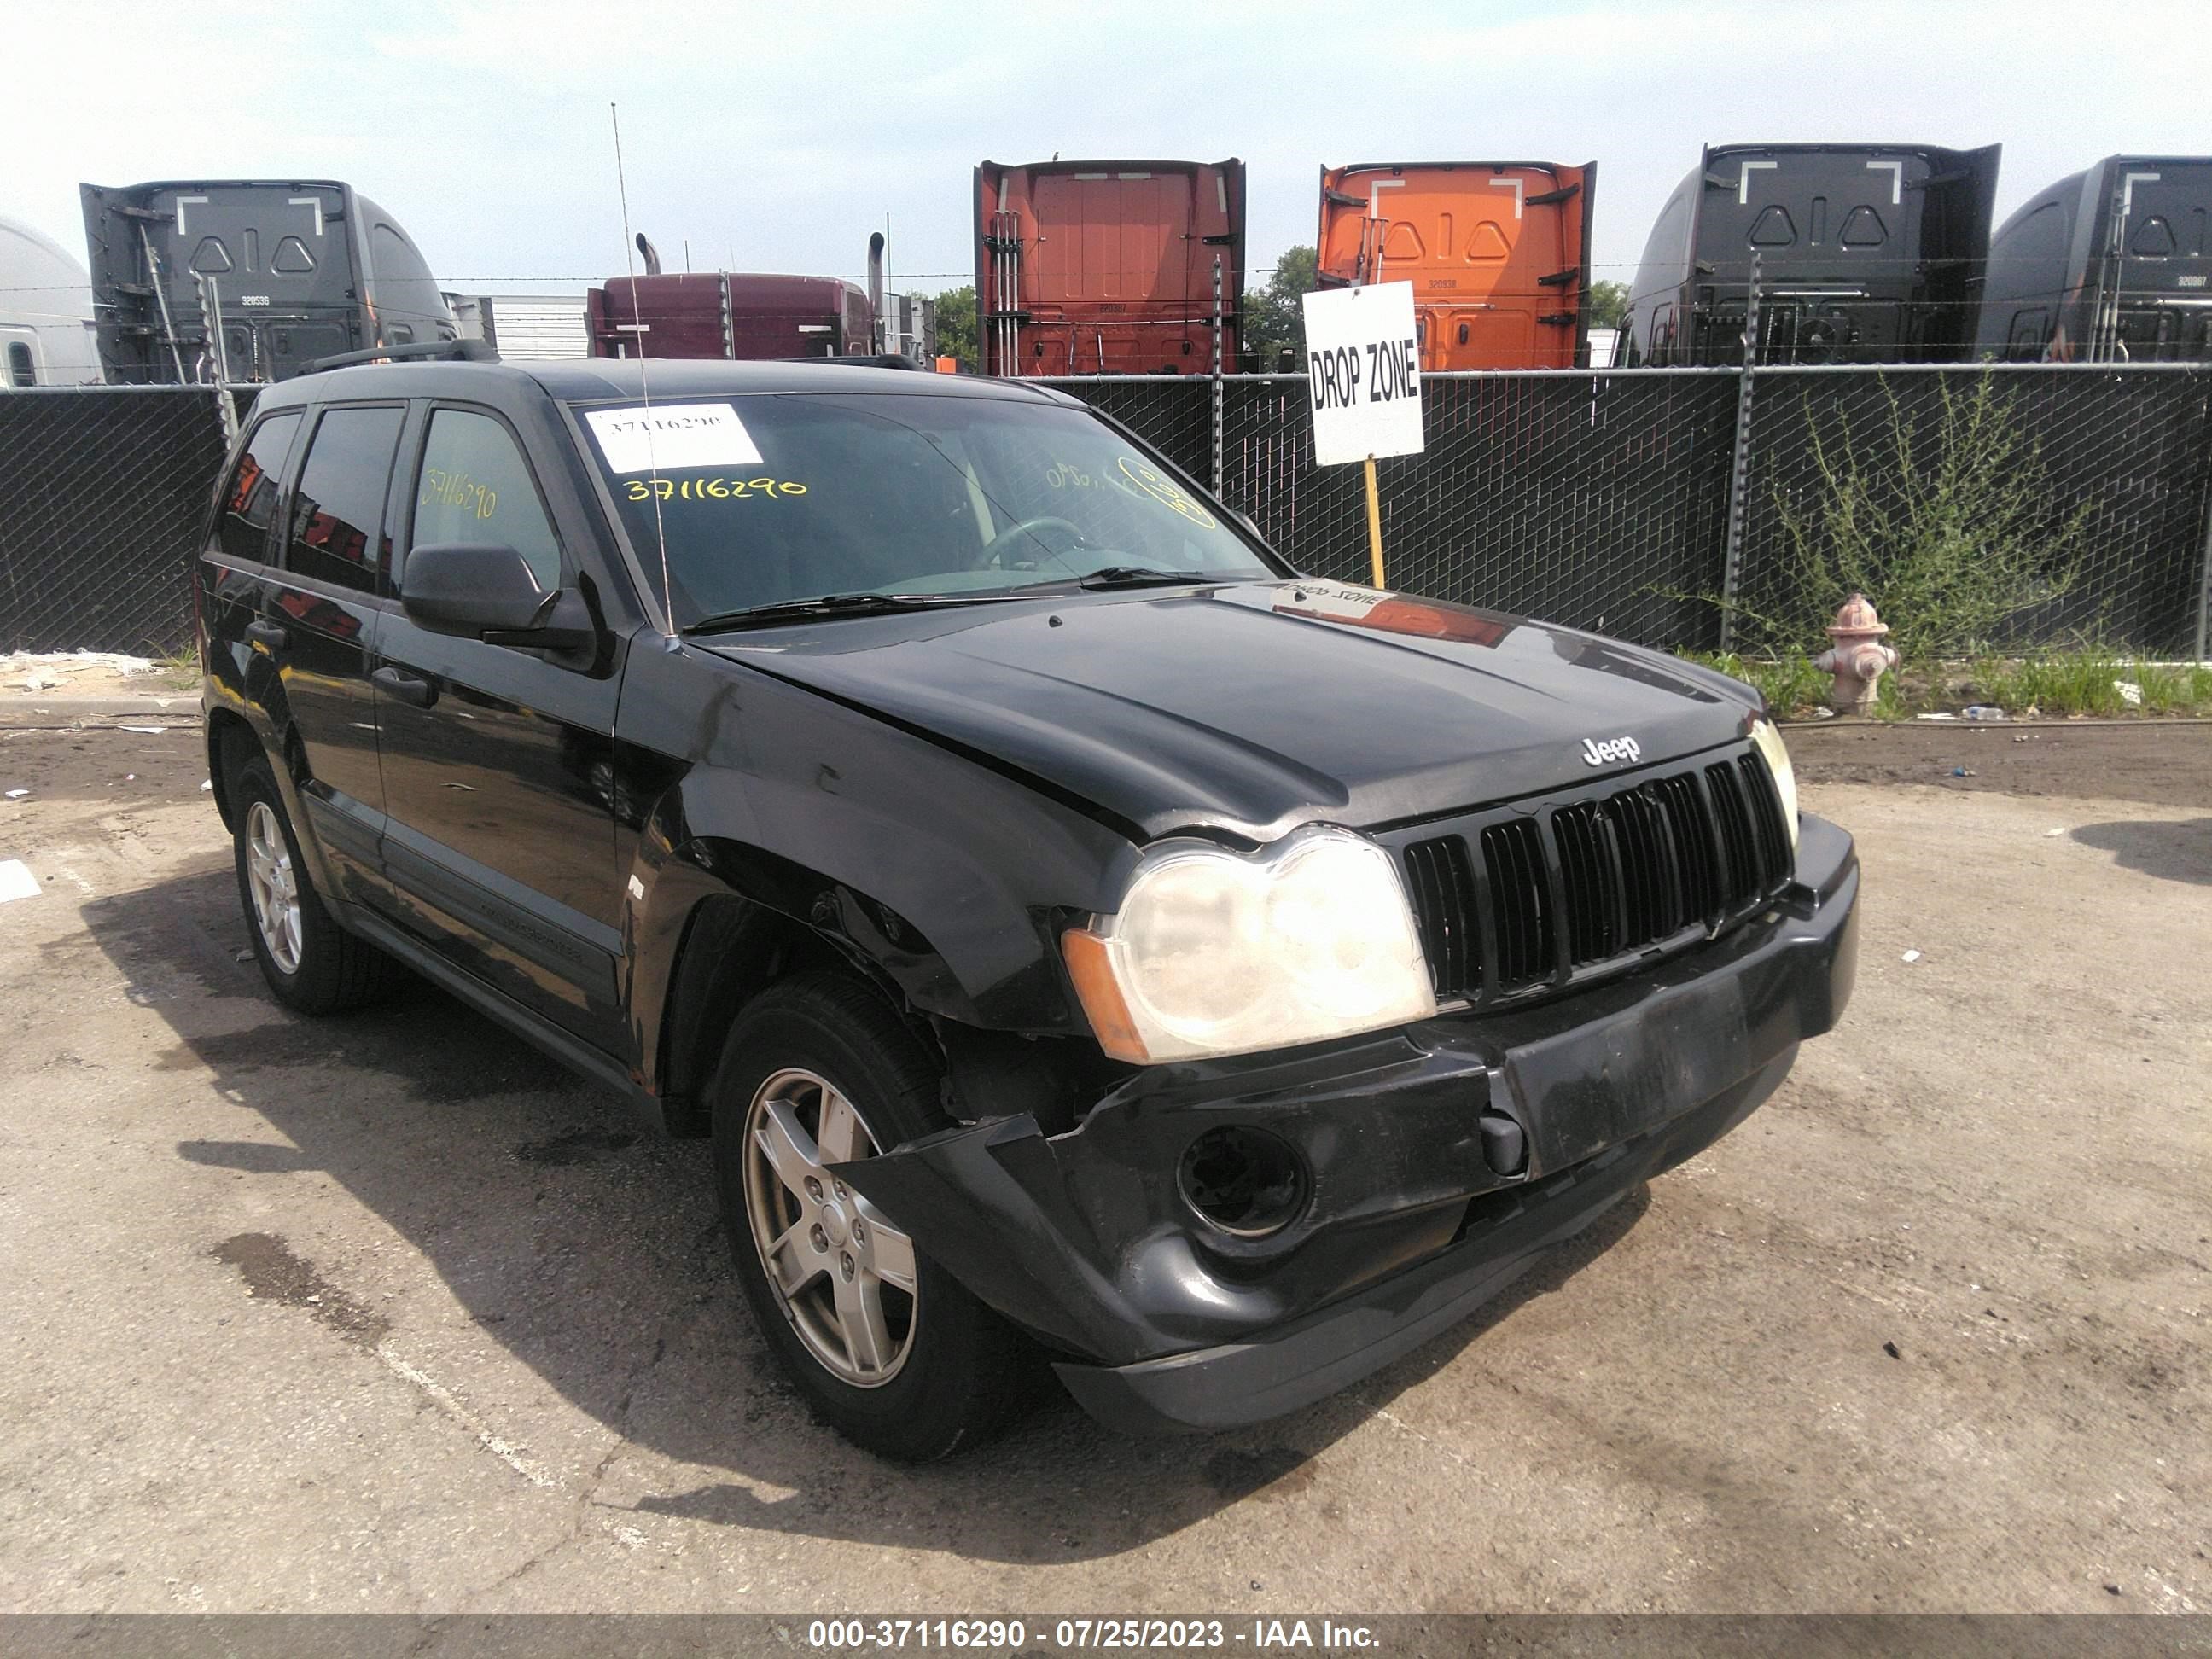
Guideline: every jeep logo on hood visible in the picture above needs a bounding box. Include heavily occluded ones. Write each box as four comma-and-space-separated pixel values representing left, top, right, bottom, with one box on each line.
1582, 735, 1641, 767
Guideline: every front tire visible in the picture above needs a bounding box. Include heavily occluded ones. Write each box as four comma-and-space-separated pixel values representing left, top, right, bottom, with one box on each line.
230, 755, 390, 1014
710, 974, 1030, 1460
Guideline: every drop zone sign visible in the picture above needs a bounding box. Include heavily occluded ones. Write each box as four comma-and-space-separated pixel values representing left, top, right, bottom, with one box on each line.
1300, 281, 1424, 467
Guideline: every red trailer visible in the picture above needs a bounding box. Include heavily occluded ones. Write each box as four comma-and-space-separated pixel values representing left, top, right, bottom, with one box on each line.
975, 158, 1244, 375
587, 272, 872, 360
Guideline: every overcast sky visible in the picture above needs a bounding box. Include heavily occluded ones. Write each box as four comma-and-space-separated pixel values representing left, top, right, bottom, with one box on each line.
8, 0, 2208, 300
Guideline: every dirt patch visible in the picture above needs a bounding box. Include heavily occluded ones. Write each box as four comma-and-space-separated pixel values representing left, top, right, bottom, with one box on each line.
1201, 1445, 1315, 1502
515, 1128, 640, 1165
1790, 719, 2212, 808
211, 1231, 390, 1346
147, 979, 585, 1106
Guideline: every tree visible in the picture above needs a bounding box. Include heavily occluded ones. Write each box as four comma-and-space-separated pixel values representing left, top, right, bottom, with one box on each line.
1585, 279, 1629, 331
931, 284, 977, 370
1240, 246, 1318, 370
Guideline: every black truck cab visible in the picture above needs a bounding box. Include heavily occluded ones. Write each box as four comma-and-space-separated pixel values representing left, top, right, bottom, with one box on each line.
1623, 142, 2000, 365
83, 179, 456, 384
198, 355, 1859, 1457
1976, 156, 2212, 362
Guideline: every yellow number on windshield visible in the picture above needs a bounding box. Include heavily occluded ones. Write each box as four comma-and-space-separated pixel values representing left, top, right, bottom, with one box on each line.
1115, 457, 1216, 528
624, 477, 808, 502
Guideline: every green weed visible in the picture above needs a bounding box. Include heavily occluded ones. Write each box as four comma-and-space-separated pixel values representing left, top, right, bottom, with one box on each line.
1703, 370, 2094, 659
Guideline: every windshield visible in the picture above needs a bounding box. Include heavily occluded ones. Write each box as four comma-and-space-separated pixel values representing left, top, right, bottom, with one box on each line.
573, 390, 1278, 625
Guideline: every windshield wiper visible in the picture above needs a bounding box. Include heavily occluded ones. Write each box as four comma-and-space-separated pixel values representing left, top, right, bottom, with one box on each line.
1073, 567, 1219, 590
683, 592, 1018, 633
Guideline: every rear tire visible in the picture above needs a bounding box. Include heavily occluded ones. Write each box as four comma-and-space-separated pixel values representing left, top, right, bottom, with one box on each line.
230, 755, 390, 1014
710, 973, 1031, 1460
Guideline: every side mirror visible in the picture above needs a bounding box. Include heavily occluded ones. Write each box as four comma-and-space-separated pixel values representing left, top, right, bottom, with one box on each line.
401, 543, 595, 652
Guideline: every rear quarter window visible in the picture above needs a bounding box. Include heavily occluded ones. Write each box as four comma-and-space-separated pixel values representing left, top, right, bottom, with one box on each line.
213, 411, 303, 566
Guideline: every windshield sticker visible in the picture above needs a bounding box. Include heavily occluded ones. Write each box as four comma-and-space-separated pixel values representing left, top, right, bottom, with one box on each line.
1044, 462, 1106, 491
585, 403, 765, 474
1115, 457, 1217, 528
624, 476, 806, 501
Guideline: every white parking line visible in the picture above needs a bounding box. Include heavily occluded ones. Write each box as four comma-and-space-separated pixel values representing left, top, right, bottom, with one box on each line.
374, 1342, 559, 1491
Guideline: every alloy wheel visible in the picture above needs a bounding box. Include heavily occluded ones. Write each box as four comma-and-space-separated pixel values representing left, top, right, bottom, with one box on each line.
741, 1067, 920, 1386
244, 800, 304, 975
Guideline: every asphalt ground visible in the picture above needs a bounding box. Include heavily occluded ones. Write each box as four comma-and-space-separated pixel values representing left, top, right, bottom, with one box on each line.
0, 715, 2205, 1618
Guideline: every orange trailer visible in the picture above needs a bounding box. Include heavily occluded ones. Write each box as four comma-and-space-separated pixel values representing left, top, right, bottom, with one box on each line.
1316, 161, 1596, 370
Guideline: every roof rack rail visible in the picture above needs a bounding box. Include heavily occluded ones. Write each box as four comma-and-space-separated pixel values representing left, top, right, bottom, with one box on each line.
300, 339, 499, 375
812, 353, 921, 370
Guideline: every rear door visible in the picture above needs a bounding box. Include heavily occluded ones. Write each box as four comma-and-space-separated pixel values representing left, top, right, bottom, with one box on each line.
257, 401, 405, 901
199, 406, 305, 782
371, 400, 626, 1052
1031, 169, 1197, 373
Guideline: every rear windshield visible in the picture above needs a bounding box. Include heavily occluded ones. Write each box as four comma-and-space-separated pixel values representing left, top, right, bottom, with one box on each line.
571, 391, 1275, 623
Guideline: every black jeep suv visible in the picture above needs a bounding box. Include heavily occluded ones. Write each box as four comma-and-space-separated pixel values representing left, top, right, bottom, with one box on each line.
197, 356, 1859, 1458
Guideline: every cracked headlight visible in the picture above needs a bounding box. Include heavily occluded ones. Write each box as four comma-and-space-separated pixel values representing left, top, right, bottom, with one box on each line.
1062, 827, 1436, 1063
1751, 717, 1799, 852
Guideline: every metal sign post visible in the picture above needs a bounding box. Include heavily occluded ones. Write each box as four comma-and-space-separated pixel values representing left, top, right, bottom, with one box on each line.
1301, 280, 1424, 591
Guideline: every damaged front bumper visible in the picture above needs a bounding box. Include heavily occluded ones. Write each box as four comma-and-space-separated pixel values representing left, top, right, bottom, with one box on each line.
841, 812, 1860, 1435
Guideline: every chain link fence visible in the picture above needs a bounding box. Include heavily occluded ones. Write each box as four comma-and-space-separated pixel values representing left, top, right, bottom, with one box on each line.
1055, 364, 2212, 656
1735, 364, 2212, 655
4, 367, 2211, 659
0, 388, 235, 656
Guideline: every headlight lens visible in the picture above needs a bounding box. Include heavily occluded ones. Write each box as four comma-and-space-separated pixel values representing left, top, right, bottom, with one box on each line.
1750, 717, 1799, 852
1063, 828, 1437, 1062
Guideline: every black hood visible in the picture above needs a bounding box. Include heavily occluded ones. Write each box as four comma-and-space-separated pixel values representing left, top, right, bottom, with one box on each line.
702, 581, 1759, 843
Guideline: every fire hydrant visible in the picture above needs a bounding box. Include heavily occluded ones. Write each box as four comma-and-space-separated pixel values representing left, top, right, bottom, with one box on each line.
1814, 592, 1899, 715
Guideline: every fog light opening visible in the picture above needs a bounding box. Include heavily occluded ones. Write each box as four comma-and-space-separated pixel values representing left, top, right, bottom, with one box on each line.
1178, 1126, 1307, 1238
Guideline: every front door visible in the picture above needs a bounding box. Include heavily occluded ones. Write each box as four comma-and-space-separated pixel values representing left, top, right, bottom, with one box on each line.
371, 402, 626, 1052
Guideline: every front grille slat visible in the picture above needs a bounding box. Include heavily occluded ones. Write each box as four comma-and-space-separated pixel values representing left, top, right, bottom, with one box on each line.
1480, 818, 1552, 992
1610, 785, 1679, 947
1706, 760, 1761, 909
1403, 834, 1481, 999
1654, 771, 1721, 923
1739, 753, 1794, 888
1553, 801, 1621, 966
1397, 744, 1793, 1010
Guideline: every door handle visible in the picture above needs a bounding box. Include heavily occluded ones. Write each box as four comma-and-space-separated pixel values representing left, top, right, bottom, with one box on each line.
245, 620, 289, 651
372, 666, 438, 708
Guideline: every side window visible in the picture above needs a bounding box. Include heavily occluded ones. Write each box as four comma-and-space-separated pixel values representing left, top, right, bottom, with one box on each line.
6, 342, 34, 387
406, 407, 562, 591
2006, 309, 2050, 361
216, 411, 304, 565
287, 405, 405, 593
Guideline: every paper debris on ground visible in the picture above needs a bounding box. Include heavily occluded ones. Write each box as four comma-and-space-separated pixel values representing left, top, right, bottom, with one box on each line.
4, 789, 26, 800
3, 650, 157, 691
1916, 712, 1959, 721
119, 725, 166, 735
0, 859, 40, 903
1901, 949, 1923, 963
2113, 680, 2144, 706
